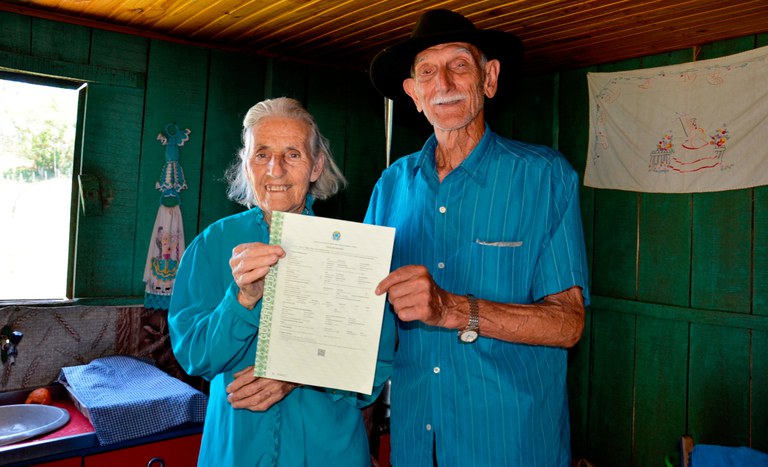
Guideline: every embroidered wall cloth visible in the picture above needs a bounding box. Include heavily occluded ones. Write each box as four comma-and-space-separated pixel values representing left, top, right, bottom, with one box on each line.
144, 123, 190, 310
143, 205, 185, 310
585, 45, 768, 193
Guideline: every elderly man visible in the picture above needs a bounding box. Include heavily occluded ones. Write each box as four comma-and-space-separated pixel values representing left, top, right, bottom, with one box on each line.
366, 9, 590, 466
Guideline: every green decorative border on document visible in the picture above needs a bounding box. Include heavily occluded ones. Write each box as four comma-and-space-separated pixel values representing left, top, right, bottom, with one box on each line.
254, 211, 285, 376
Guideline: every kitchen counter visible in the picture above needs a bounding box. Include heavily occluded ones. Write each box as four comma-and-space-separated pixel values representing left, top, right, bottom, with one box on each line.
0, 384, 203, 466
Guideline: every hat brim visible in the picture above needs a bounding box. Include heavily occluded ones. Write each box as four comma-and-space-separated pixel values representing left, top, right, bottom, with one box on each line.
369, 29, 523, 103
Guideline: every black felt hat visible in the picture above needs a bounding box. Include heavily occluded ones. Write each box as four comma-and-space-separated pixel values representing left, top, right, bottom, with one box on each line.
369, 9, 524, 102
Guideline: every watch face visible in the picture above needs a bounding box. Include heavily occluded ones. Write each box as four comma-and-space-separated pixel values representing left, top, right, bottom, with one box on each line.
459, 329, 478, 343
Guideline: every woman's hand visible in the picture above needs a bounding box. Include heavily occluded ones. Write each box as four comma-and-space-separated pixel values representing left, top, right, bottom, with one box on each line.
229, 242, 285, 309
226, 365, 299, 412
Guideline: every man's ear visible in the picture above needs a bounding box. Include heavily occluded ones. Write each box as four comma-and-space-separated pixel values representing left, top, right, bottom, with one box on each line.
403, 78, 423, 113
483, 59, 501, 98
310, 154, 325, 182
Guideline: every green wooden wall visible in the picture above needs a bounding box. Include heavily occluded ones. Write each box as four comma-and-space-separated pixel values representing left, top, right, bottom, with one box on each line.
555, 34, 768, 466
0, 10, 387, 301
2, 8, 767, 467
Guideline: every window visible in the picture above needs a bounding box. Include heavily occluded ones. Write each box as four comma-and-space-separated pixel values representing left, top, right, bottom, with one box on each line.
0, 76, 82, 300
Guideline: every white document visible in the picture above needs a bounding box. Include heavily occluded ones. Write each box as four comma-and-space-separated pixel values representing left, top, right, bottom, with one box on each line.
254, 211, 395, 394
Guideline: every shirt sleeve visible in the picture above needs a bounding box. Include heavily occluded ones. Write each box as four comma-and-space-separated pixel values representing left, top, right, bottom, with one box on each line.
168, 232, 261, 380
532, 157, 591, 306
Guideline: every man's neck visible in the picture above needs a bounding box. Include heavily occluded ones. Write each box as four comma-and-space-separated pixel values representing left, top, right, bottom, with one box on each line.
433, 118, 486, 182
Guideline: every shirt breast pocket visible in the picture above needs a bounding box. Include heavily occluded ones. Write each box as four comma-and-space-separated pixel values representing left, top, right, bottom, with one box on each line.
469, 239, 532, 301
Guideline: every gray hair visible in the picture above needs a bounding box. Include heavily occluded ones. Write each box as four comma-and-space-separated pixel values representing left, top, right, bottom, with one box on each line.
225, 97, 347, 208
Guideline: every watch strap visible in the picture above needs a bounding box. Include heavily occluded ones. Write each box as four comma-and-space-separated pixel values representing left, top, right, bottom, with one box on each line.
466, 293, 479, 332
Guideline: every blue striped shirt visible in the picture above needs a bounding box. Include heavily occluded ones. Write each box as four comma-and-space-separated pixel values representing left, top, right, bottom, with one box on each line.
364, 127, 589, 466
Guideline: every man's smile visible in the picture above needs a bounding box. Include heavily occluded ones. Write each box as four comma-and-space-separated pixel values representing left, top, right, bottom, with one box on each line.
431, 94, 466, 106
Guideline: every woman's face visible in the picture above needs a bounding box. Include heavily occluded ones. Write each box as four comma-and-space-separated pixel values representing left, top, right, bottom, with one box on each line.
246, 116, 324, 217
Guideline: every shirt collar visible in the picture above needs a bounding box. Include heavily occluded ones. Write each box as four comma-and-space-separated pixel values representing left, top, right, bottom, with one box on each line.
304, 194, 315, 215
413, 124, 494, 186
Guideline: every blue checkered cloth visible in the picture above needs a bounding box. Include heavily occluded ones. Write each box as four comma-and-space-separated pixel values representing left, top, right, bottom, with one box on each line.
692, 444, 768, 466
58, 355, 207, 445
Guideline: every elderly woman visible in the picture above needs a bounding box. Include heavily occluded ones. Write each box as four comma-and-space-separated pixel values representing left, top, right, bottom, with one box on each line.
169, 97, 394, 466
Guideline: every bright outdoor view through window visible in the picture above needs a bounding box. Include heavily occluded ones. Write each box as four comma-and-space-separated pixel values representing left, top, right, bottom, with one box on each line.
0, 78, 79, 300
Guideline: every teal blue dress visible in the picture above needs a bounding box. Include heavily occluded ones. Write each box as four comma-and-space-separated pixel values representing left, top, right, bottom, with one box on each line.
169, 200, 395, 466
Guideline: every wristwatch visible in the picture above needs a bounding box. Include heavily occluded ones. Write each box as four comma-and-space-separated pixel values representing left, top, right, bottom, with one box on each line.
458, 294, 479, 343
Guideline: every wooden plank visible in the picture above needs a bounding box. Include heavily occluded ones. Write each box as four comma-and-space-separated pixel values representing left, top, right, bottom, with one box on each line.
557, 67, 591, 172
567, 307, 592, 460
3, 0, 768, 77
754, 185, 768, 316
74, 83, 144, 297
587, 308, 636, 466
754, 329, 768, 452
688, 324, 750, 447
559, 65, 592, 284
580, 182, 595, 289
759, 33, 768, 47
698, 35, 758, 60
633, 315, 688, 466
691, 190, 751, 313
89, 29, 149, 73
306, 65, 348, 221
590, 58, 642, 300
389, 99, 432, 166
638, 193, 691, 307
690, 35, 753, 315
2, 8, 146, 87
592, 189, 637, 298
639, 48, 694, 68
526, 3, 768, 69
132, 40, 209, 296
558, 66, 595, 288
30, 16, 90, 64
507, 73, 555, 146
0, 50, 145, 87
590, 295, 768, 331
197, 50, 264, 231
634, 35, 694, 308
0, 10, 31, 52
337, 72, 388, 222
67, 87, 87, 298
264, 58, 308, 102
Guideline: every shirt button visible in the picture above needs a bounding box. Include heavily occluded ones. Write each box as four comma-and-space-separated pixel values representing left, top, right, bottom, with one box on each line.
426, 424, 432, 431
439, 206, 447, 214
433, 367, 440, 374
437, 262, 445, 269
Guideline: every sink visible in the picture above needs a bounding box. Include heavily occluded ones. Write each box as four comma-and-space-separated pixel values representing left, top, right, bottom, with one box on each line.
0, 404, 70, 447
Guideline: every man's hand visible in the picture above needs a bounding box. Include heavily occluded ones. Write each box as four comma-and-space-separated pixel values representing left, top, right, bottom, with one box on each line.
226, 365, 299, 412
375, 265, 462, 329
229, 243, 285, 309
375, 265, 586, 348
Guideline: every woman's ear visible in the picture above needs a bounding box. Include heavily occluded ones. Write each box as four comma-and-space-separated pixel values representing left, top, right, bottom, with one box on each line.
310, 154, 325, 182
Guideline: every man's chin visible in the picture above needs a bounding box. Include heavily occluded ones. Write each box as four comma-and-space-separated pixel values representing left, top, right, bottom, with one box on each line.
431, 120, 474, 132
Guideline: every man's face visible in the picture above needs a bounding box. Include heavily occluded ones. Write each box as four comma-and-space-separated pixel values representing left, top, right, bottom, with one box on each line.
403, 42, 499, 132
246, 116, 323, 216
